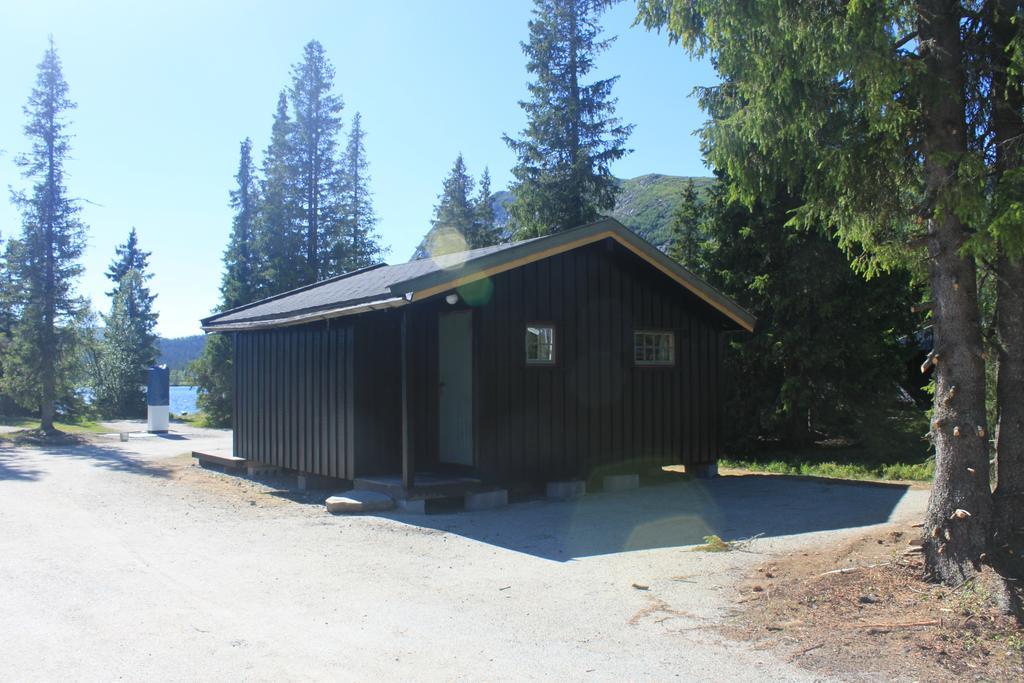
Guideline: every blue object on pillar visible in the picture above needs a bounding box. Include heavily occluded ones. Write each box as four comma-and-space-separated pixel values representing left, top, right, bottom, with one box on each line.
147, 365, 170, 406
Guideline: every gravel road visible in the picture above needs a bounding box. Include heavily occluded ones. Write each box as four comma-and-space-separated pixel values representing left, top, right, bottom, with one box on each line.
0, 423, 928, 681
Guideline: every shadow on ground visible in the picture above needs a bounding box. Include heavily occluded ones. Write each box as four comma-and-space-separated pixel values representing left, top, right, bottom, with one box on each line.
390, 474, 913, 562
0, 449, 43, 481
0, 441, 172, 482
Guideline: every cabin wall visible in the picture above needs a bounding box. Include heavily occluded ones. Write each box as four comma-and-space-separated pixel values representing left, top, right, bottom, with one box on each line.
232, 238, 727, 485
233, 321, 356, 479
407, 239, 725, 484
352, 312, 402, 476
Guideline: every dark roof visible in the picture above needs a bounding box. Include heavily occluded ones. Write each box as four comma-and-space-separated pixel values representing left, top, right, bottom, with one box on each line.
202, 218, 756, 332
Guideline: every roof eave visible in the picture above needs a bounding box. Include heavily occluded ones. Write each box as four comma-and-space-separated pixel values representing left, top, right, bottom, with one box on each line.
202, 296, 407, 333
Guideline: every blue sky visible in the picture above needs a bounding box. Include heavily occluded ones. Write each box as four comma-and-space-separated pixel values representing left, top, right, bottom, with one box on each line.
0, 0, 716, 337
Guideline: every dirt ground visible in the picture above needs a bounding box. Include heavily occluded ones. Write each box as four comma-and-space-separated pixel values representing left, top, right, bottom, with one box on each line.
725, 523, 1024, 681
0, 421, 937, 681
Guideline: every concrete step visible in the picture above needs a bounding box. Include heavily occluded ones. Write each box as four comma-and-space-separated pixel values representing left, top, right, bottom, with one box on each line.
353, 473, 483, 500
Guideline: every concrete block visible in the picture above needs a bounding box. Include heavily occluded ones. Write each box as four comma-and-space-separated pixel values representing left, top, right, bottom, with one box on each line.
325, 490, 394, 514
689, 463, 719, 479
396, 498, 427, 514
546, 480, 586, 501
602, 473, 640, 492
297, 473, 343, 491
246, 463, 279, 477
464, 488, 508, 511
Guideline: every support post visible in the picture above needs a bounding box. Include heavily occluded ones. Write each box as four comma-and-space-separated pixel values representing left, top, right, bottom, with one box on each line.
400, 308, 414, 490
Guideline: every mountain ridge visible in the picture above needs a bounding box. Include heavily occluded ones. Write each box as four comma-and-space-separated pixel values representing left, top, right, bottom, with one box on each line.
417, 173, 713, 260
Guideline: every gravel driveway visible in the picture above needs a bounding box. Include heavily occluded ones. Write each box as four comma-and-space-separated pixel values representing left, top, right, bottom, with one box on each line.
0, 423, 928, 681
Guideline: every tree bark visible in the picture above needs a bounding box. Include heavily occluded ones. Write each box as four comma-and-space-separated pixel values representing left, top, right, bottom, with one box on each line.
918, 0, 993, 585
990, 0, 1024, 618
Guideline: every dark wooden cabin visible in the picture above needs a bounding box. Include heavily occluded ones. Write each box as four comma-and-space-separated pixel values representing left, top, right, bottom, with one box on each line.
201, 219, 755, 489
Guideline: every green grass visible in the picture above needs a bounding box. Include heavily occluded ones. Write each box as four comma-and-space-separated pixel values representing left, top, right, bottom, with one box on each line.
691, 534, 733, 552
0, 415, 107, 435
721, 405, 935, 482
719, 455, 934, 482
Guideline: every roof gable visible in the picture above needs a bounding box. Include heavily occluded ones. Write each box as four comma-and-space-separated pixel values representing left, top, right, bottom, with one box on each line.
202, 219, 755, 333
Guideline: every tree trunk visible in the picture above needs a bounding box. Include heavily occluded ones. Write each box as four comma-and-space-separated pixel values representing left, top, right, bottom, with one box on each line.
918, 0, 993, 585
990, 0, 1024, 618
993, 253, 1024, 611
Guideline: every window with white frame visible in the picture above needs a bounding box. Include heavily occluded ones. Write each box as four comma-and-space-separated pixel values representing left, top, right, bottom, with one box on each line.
525, 324, 555, 365
634, 330, 674, 366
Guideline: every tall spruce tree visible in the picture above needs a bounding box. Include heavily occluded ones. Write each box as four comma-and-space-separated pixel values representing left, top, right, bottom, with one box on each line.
256, 91, 304, 296
3, 40, 87, 432
418, 154, 478, 258
666, 179, 706, 273
700, 176, 917, 448
0, 237, 20, 414
193, 138, 263, 426
94, 270, 154, 417
103, 228, 158, 359
472, 167, 501, 248
94, 229, 158, 417
289, 40, 345, 282
104, 228, 150, 292
222, 139, 259, 309
335, 112, 384, 272
988, 0, 1024, 600
504, 0, 633, 237
637, 0, 1024, 590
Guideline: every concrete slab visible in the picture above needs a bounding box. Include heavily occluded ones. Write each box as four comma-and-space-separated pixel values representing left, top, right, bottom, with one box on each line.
602, 473, 640, 492
464, 489, 508, 511
325, 490, 394, 514
546, 480, 586, 501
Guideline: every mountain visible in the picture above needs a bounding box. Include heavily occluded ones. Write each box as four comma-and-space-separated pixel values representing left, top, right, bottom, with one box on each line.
413, 174, 713, 260
608, 174, 715, 247
157, 335, 205, 382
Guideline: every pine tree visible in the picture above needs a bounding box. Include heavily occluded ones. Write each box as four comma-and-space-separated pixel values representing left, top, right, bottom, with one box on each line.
255, 91, 304, 296
222, 139, 259, 309
105, 228, 148, 290
637, 0, 1005, 587
289, 40, 345, 282
504, 0, 633, 237
701, 175, 917, 449
335, 112, 384, 272
194, 138, 264, 426
0, 237, 21, 414
91, 229, 158, 418
417, 154, 478, 258
987, 0, 1024, 602
93, 270, 153, 417
3, 39, 87, 432
472, 167, 501, 248
666, 179, 706, 273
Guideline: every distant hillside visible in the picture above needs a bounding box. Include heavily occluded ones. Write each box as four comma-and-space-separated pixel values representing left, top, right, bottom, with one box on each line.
608, 174, 715, 247
414, 174, 713, 259
157, 335, 204, 380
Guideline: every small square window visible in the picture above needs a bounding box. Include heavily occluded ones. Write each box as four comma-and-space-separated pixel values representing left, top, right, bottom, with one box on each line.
634, 331, 674, 366
526, 324, 555, 365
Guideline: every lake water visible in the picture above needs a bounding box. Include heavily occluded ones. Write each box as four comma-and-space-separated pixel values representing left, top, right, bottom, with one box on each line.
170, 385, 199, 415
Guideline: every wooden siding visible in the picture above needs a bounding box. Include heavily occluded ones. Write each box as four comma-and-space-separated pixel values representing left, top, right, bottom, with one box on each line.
231, 238, 727, 484
405, 239, 726, 484
233, 322, 356, 479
